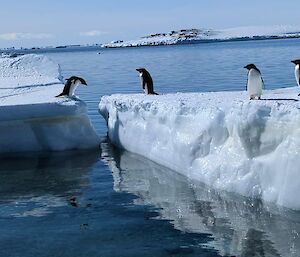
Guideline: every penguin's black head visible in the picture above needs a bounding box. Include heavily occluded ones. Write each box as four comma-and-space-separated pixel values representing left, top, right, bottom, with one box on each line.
244, 64, 257, 70
76, 77, 87, 86
136, 68, 147, 74
66, 76, 87, 86
291, 59, 300, 65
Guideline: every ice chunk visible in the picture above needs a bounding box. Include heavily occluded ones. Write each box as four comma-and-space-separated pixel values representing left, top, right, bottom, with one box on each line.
99, 87, 300, 209
0, 54, 99, 154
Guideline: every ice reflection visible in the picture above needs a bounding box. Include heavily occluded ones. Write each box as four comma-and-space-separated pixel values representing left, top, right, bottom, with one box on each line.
102, 142, 300, 257
0, 150, 99, 217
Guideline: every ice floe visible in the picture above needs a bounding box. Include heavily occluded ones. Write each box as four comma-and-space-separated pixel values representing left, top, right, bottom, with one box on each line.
0, 54, 99, 154
99, 87, 300, 209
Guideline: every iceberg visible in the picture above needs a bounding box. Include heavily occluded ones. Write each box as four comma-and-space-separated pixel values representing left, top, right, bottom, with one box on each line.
0, 54, 99, 154
99, 87, 300, 210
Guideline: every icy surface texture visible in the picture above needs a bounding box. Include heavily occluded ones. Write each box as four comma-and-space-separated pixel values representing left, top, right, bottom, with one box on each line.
0, 54, 99, 154
99, 87, 300, 209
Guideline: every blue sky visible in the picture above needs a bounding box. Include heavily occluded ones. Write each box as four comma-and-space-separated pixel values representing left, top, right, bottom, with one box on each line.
0, 0, 299, 48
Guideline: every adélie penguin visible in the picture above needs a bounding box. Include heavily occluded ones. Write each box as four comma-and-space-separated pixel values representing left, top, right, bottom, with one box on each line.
136, 68, 158, 95
244, 64, 264, 100
291, 59, 300, 96
56, 76, 87, 97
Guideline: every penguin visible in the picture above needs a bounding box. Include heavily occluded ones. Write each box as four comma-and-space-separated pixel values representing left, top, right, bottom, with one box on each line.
244, 64, 264, 100
69, 196, 78, 207
291, 59, 300, 96
136, 68, 158, 95
56, 76, 87, 97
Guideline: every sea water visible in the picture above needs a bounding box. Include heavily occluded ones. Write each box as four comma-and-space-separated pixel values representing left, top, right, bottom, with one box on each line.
1, 39, 300, 257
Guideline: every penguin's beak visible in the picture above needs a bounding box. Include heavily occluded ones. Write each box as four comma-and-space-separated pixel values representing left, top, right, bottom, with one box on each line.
243, 66, 248, 69
291, 60, 296, 64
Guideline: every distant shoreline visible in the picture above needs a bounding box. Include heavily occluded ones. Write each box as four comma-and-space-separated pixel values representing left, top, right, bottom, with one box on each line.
0, 45, 102, 55
102, 26, 300, 48
102, 35, 300, 49
1, 34, 300, 55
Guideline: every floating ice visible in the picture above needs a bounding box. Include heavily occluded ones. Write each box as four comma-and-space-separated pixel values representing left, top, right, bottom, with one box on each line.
99, 87, 300, 210
0, 54, 99, 154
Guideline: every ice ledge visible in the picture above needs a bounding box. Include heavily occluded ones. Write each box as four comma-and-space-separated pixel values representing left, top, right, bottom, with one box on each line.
99, 87, 300, 209
0, 54, 100, 154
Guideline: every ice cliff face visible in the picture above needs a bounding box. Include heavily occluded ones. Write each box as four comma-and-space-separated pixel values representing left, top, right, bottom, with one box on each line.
0, 54, 99, 154
99, 87, 300, 209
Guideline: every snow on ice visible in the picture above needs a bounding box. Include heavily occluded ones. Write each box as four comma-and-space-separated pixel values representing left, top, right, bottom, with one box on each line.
0, 54, 99, 154
99, 87, 300, 209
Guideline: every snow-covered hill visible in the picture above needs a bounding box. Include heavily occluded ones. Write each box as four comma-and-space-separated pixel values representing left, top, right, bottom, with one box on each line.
103, 25, 300, 48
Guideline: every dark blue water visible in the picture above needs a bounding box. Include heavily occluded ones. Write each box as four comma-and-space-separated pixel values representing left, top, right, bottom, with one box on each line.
1, 39, 300, 257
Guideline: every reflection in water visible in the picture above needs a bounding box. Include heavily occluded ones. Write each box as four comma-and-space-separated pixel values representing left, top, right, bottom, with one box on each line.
102, 142, 300, 257
0, 150, 99, 217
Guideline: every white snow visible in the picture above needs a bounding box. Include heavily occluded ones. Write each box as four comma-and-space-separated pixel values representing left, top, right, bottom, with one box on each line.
99, 87, 300, 210
0, 54, 99, 154
103, 25, 300, 48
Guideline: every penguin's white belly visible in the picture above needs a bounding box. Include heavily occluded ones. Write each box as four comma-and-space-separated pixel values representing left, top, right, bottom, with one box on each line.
139, 74, 149, 94
247, 69, 263, 97
144, 84, 149, 94
69, 82, 79, 96
139, 75, 144, 91
295, 65, 300, 87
